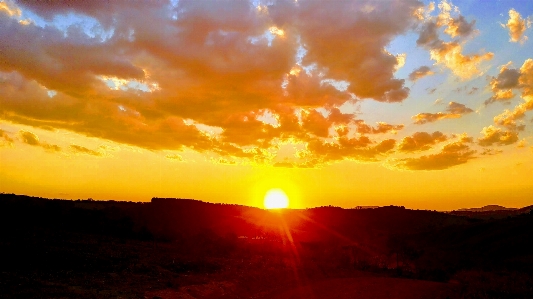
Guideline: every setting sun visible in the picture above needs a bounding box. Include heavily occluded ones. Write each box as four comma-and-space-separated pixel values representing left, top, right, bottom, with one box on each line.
264, 189, 289, 209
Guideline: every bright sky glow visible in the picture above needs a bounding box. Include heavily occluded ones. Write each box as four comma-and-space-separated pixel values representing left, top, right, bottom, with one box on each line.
1, 0, 532, 210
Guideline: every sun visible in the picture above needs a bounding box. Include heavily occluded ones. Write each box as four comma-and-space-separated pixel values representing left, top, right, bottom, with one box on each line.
264, 188, 289, 209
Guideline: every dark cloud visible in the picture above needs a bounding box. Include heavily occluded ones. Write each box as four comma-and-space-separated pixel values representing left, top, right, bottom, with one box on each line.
417, 21, 441, 48
491, 67, 521, 90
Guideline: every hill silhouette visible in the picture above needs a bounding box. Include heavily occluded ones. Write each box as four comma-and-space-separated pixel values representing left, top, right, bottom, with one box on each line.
456, 204, 517, 212
1, 193, 532, 298
450, 204, 533, 220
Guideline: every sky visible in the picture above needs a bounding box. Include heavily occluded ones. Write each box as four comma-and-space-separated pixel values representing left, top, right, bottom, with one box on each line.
1, 0, 532, 210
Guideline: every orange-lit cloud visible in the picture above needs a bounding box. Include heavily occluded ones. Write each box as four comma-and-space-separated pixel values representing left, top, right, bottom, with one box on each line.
502, 9, 531, 44
416, 1, 492, 79
493, 59, 533, 129
354, 121, 404, 135
0, 0, 529, 175
486, 63, 520, 105
478, 126, 519, 146
398, 131, 448, 152
393, 135, 475, 170
303, 136, 396, 166
413, 101, 473, 124
444, 15, 476, 38
0, 0, 425, 165
0, 1, 21, 17
408, 66, 434, 81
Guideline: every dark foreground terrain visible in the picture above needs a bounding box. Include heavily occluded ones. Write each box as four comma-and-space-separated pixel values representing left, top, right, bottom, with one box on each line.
1, 194, 532, 298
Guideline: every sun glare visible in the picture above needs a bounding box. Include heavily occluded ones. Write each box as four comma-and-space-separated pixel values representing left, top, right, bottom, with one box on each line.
264, 189, 289, 209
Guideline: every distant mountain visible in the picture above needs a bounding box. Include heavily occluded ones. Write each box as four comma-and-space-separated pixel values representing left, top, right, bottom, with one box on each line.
456, 205, 517, 212
450, 204, 533, 219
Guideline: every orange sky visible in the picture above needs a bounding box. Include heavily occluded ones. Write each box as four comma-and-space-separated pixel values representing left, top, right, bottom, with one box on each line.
1, 0, 532, 210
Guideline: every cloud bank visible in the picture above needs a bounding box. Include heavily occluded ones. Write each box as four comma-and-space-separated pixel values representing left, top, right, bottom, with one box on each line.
0, 0, 531, 171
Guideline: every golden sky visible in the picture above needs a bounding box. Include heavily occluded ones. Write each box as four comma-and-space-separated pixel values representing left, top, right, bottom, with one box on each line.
1, 0, 532, 210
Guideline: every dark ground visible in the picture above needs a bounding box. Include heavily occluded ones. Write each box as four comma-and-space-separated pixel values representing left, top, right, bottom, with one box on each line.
1, 194, 532, 298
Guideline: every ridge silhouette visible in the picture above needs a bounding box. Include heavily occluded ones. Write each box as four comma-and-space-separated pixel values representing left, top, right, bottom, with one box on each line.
1, 193, 532, 298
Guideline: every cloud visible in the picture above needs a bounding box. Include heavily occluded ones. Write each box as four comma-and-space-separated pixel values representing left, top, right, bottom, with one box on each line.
398, 131, 448, 152
269, 0, 419, 103
70, 144, 102, 156
485, 90, 515, 105
517, 139, 527, 148
0, 0, 502, 171
453, 85, 479, 95
19, 130, 40, 146
354, 121, 404, 134
0, 128, 14, 147
415, 1, 493, 79
478, 125, 519, 146
491, 65, 521, 90
393, 135, 475, 170
412, 112, 454, 125
408, 66, 434, 81
480, 148, 503, 156
485, 63, 520, 105
413, 101, 473, 124
213, 158, 236, 165
0, 0, 423, 160
305, 136, 396, 164
19, 130, 61, 152
492, 59, 533, 129
447, 102, 474, 114
428, 42, 493, 79
0, 1, 21, 18
301, 109, 331, 137
273, 161, 294, 168
166, 154, 184, 162
502, 9, 531, 44
444, 15, 476, 38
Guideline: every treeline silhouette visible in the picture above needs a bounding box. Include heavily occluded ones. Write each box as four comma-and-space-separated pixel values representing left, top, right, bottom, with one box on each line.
1, 193, 532, 298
